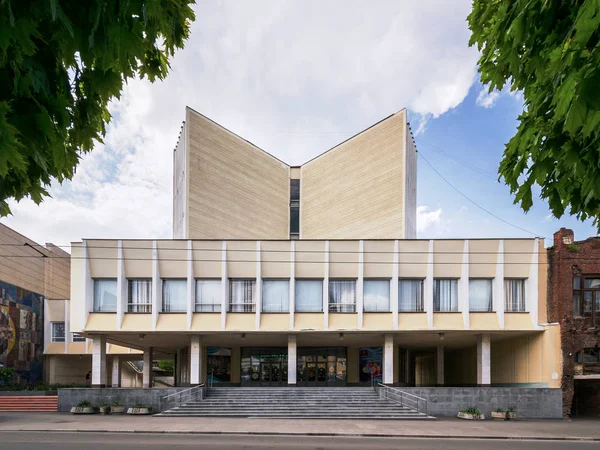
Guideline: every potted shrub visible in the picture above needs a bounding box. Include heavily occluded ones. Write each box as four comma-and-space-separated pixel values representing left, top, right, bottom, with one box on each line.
127, 403, 153, 415
99, 404, 112, 415
458, 407, 485, 420
70, 400, 98, 414
491, 408, 506, 420
111, 401, 125, 414
506, 406, 517, 420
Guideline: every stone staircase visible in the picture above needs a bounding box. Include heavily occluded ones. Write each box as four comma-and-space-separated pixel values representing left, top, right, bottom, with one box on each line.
158, 387, 433, 419
0, 395, 58, 412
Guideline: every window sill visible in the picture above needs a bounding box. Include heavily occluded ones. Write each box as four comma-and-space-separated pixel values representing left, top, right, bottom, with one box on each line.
261, 311, 290, 314
433, 311, 461, 313
363, 311, 392, 313
125, 312, 152, 314
160, 312, 186, 314
505, 311, 529, 314
194, 311, 221, 314
329, 311, 358, 314
89, 311, 116, 314
295, 311, 324, 314
398, 311, 426, 313
470, 311, 496, 313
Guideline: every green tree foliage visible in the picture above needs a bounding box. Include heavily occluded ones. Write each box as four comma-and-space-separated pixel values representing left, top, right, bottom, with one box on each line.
468, 1, 600, 226
0, 0, 195, 215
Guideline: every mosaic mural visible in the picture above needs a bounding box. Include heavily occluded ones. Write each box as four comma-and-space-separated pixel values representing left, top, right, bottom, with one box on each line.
0, 280, 44, 384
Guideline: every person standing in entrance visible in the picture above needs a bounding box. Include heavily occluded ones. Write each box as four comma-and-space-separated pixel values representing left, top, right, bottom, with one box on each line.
85, 371, 91, 385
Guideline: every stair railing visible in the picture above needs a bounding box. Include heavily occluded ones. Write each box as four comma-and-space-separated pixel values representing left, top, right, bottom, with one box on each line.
374, 383, 428, 416
160, 383, 206, 412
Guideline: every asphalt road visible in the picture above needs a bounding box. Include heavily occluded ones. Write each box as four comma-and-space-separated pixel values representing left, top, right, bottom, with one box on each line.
0, 432, 597, 449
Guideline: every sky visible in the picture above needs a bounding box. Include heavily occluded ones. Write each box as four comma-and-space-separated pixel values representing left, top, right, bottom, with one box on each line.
1, 0, 597, 248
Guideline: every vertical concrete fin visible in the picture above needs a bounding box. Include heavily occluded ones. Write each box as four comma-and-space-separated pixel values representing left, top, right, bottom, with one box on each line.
116, 240, 125, 330
425, 240, 434, 329
82, 240, 92, 331
392, 239, 399, 329
357, 240, 364, 329
290, 241, 295, 330
323, 241, 329, 330
461, 240, 470, 329
186, 240, 194, 330
151, 241, 160, 331
495, 240, 505, 329
255, 241, 262, 330
221, 241, 227, 331
528, 238, 540, 328
288, 335, 297, 385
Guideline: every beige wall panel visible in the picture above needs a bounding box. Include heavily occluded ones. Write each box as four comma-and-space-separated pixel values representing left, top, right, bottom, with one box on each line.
513, 336, 529, 382
469, 240, 499, 278
329, 241, 359, 278
122, 241, 153, 277
156, 314, 187, 331
157, 240, 187, 278
192, 241, 222, 278
364, 241, 394, 278
121, 314, 152, 331
45, 343, 66, 354
225, 313, 256, 331
432, 313, 464, 330
329, 313, 358, 330
504, 313, 534, 330
70, 244, 84, 332
86, 313, 116, 331
346, 346, 359, 383
48, 355, 91, 384
504, 240, 534, 278
290, 167, 300, 178
261, 241, 291, 278
47, 300, 66, 322
543, 325, 562, 388
527, 333, 543, 383
398, 313, 428, 330
260, 314, 290, 331
469, 313, 500, 330
66, 343, 87, 354
433, 241, 463, 278
107, 344, 141, 355
191, 313, 221, 331
491, 339, 514, 384
363, 313, 393, 330
301, 111, 406, 239
87, 240, 118, 278
295, 240, 326, 278
227, 241, 257, 279
538, 240, 548, 323
44, 243, 70, 300
398, 240, 429, 278
186, 108, 289, 239
294, 313, 324, 331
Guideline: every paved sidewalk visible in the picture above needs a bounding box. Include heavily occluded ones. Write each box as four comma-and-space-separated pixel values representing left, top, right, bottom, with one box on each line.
0, 413, 599, 441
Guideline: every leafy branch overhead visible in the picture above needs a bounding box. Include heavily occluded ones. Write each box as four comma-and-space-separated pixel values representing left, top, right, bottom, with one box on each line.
468, 0, 600, 227
0, 0, 195, 215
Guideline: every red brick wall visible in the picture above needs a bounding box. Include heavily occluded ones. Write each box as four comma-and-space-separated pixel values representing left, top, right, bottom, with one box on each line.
547, 228, 600, 417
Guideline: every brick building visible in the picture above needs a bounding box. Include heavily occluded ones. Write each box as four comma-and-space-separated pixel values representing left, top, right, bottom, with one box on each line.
548, 228, 600, 417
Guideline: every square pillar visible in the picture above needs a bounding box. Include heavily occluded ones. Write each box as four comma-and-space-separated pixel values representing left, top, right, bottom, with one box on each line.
143, 347, 153, 388
477, 333, 491, 386
111, 356, 121, 388
288, 335, 297, 385
91, 335, 107, 387
436, 344, 444, 386
383, 334, 394, 385
190, 335, 204, 385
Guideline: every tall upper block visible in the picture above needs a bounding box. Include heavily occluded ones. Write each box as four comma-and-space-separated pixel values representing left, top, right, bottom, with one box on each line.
173, 107, 417, 240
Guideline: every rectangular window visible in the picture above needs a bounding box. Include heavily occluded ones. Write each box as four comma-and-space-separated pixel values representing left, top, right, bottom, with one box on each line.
51, 322, 65, 342
290, 179, 300, 201
262, 280, 290, 312
290, 206, 300, 234
229, 279, 256, 312
434, 279, 458, 312
329, 280, 356, 312
128, 279, 152, 313
195, 279, 221, 312
572, 275, 600, 318
295, 279, 323, 312
469, 279, 493, 312
72, 333, 86, 342
162, 279, 187, 312
505, 279, 526, 312
399, 279, 424, 312
363, 280, 390, 312
93, 279, 117, 312
290, 179, 300, 237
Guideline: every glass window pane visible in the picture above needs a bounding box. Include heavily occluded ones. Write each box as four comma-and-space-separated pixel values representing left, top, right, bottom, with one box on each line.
363, 280, 390, 312
295, 280, 323, 312
399, 280, 423, 312
584, 291, 593, 314
262, 280, 289, 312
290, 207, 299, 234
162, 279, 187, 312
505, 279, 526, 312
596, 292, 600, 313
573, 276, 581, 289
72, 333, 86, 342
434, 279, 458, 312
128, 279, 152, 313
52, 322, 65, 342
584, 278, 600, 289
195, 279, 221, 312
290, 179, 300, 201
573, 293, 581, 316
329, 280, 356, 312
93, 279, 117, 312
469, 279, 493, 312
229, 280, 256, 312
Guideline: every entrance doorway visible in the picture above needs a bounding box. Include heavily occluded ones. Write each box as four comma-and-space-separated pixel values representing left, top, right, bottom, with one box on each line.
241, 347, 288, 386
297, 347, 346, 386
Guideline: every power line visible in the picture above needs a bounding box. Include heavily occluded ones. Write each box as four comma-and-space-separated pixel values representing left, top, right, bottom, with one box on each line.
418, 152, 545, 239
417, 140, 498, 180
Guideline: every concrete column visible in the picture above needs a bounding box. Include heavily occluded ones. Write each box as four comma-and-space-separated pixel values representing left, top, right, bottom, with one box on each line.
143, 347, 154, 388
221, 241, 228, 330
82, 241, 93, 331
494, 240, 505, 329
289, 241, 295, 330
116, 240, 126, 329
391, 240, 399, 329
190, 335, 203, 385
323, 241, 329, 329
151, 241, 160, 330
186, 240, 194, 330
476, 333, 491, 386
425, 240, 434, 329
405, 349, 411, 386
436, 344, 444, 386
255, 240, 262, 330
288, 335, 297, 385
91, 335, 107, 387
527, 238, 539, 327
460, 240, 470, 329
357, 240, 364, 329
111, 356, 121, 387
383, 334, 394, 385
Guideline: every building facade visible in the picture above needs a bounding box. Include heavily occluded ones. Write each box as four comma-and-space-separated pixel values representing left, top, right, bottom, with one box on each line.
548, 228, 600, 416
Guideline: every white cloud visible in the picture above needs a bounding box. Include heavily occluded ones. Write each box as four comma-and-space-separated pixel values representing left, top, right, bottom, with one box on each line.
2, 0, 480, 245
476, 89, 500, 108
417, 205, 443, 233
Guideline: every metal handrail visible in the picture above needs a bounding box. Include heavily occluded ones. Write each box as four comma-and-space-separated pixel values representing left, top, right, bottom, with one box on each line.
160, 383, 206, 412
374, 383, 428, 416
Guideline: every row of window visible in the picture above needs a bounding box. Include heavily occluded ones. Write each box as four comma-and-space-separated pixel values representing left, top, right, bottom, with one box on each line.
92, 278, 526, 314
573, 276, 600, 317
50, 322, 86, 343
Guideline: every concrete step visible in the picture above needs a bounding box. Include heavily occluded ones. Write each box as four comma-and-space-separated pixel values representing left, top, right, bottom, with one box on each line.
0, 396, 58, 412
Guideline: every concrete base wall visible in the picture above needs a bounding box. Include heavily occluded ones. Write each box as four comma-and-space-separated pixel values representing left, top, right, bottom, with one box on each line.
401, 387, 562, 418
58, 388, 189, 413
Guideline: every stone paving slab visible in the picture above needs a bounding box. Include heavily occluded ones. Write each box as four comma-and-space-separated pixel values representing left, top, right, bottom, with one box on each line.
0, 413, 599, 441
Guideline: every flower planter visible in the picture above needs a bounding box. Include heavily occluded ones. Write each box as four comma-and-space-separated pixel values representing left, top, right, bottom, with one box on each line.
111, 406, 125, 414
506, 411, 517, 420
99, 406, 111, 415
491, 411, 506, 420
457, 412, 485, 420
127, 407, 152, 415
70, 407, 98, 414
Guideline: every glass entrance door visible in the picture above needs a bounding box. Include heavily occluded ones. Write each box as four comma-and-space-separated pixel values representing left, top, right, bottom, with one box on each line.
242, 348, 288, 386
297, 347, 347, 386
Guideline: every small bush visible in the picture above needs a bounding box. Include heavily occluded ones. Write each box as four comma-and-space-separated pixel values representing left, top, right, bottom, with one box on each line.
461, 407, 482, 415
77, 400, 92, 408
494, 408, 505, 413
112, 401, 123, 407
507, 406, 516, 413
566, 244, 581, 252
132, 403, 151, 410
0, 367, 15, 385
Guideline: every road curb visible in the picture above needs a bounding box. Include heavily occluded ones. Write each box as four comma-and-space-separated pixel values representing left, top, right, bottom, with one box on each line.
2, 429, 599, 441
